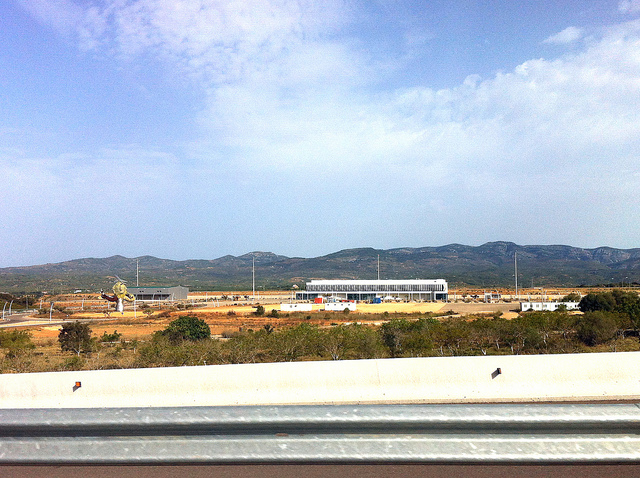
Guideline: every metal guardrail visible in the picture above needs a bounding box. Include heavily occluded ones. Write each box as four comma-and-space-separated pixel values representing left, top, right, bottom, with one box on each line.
0, 404, 639, 464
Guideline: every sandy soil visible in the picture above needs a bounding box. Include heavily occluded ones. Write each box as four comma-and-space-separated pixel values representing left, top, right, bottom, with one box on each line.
14, 299, 527, 341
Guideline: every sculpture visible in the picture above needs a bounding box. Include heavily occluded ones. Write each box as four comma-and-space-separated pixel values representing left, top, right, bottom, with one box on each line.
101, 278, 135, 314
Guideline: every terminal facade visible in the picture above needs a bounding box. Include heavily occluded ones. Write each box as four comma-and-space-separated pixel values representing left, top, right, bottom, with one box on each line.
296, 279, 448, 302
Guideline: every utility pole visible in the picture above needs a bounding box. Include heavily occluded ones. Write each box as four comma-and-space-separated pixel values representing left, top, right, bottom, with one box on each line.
514, 252, 518, 301
252, 255, 256, 302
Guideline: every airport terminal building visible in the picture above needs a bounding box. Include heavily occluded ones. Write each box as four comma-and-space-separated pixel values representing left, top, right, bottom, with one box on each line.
296, 279, 448, 302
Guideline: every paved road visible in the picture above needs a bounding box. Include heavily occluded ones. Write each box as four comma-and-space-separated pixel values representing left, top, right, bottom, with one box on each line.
2, 464, 639, 478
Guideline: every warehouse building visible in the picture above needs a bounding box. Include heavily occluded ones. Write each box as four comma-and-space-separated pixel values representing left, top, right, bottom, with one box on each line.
127, 286, 189, 302
296, 279, 448, 302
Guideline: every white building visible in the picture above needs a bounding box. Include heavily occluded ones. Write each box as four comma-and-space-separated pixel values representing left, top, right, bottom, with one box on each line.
520, 302, 580, 312
325, 302, 357, 311
296, 279, 448, 302
280, 303, 313, 312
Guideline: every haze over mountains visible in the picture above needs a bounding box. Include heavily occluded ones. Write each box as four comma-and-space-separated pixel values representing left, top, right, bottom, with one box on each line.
1, 242, 640, 294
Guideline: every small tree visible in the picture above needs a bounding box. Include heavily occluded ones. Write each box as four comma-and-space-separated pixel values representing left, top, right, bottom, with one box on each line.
58, 321, 93, 356
159, 316, 211, 343
253, 305, 265, 316
561, 292, 581, 302
576, 311, 619, 346
579, 292, 615, 312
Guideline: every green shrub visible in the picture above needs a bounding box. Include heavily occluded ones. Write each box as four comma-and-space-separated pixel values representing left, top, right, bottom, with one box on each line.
157, 316, 211, 343
576, 311, 619, 346
63, 355, 85, 371
0, 330, 35, 358
100, 330, 122, 343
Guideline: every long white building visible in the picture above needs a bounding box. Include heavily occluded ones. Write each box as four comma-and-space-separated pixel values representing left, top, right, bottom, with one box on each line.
296, 279, 448, 302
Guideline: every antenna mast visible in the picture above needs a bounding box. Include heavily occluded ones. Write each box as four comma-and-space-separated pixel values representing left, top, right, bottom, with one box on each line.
377, 255, 380, 281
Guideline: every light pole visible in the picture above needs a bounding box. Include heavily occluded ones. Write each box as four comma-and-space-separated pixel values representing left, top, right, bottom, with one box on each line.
514, 252, 518, 301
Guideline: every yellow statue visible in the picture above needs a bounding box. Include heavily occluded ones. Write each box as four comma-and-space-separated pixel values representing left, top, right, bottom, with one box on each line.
101, 278, 135, 314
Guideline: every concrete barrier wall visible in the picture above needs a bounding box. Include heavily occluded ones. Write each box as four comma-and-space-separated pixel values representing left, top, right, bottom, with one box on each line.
0, 352, 639, 408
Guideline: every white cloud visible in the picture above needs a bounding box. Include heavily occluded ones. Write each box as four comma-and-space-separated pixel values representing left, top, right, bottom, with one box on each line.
542, 26, 584, 44
15, 3, 640, 184
194, 18, 640, 180
18, 0, 352, 81
619, 0, 640, 14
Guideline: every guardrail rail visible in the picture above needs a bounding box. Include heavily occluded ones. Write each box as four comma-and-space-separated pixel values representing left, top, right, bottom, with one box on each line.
1, 403, 640, 464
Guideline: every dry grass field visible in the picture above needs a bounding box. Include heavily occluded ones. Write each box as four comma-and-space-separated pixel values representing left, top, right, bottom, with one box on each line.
8, 285, 585, 342
6, 287, 629, 374
19, 298, 520, 342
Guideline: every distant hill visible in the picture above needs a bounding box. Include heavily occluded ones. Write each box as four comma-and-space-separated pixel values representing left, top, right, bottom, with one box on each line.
1, 242, 639, 293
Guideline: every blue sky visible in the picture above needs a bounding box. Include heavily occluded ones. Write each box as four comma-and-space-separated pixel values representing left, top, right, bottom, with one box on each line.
1, 0, 640, 267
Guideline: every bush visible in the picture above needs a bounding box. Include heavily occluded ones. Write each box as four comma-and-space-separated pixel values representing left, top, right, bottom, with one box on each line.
63, 355, 85, 371
576, 311, 619, 346
136, 335, 223, 368
253, 305, 265, 316
579, 292, 616, 312
157, 316, 211, 343
0, 330, 35, 358
100, 330, 122, 343
381, 318, 439, 358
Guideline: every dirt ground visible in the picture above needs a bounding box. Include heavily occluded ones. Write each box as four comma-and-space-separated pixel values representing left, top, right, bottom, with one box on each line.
13, 299, 526, 342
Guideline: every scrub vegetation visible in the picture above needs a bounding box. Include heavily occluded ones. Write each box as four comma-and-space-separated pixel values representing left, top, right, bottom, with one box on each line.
1, 291, 639, 373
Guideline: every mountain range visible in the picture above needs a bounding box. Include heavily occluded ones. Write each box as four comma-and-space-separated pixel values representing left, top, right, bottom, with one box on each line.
1, 242, 640, 294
